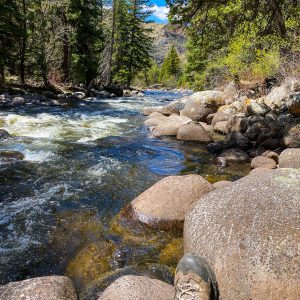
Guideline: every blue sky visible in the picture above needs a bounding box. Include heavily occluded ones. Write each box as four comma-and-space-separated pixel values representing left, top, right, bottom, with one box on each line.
148, 0, 169, 24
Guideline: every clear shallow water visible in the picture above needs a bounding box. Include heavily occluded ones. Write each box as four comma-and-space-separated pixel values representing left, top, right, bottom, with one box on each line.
0, 91, 249, 296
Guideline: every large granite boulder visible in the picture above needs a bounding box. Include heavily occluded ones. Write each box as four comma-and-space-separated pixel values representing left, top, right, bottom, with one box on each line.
180, 91, 225, 121
211, 105, 237, 127
144, 112, 168, 127
0, 276, 78, 300
143, 106, 164, 116
278, 148, 300, 168
184, 168, 300, 300
152, 115, 191, 137
176, 122, 212, 143
98, 275, 175, 300
127, 175, 213, 230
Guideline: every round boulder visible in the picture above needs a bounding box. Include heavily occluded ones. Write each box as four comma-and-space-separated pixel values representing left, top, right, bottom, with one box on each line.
180, 91, 225, 121
176, 122, 212, 143
0, 276, 77, 300
98, 275, 175, 300
152, 115, 191, 137
278, 148, 300, 168
251, 156, 277, 169
184, 168, 300, 300
128, 175, 213, 230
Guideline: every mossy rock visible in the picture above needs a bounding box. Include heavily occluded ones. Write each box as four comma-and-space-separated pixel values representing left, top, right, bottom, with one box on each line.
66, 241, 116, 288
159, 238, 184, 267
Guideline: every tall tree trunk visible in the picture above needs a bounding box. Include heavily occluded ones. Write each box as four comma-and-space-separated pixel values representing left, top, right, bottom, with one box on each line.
268, 0, 286, 37
127, 0, 137, 88
20, 0, 27, 85
0, 66, 5, 85
61, 11, 70, 82
107, 0, 117, 86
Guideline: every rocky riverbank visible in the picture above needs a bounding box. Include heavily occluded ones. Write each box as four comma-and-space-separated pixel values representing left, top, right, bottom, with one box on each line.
0, 83, 299, 299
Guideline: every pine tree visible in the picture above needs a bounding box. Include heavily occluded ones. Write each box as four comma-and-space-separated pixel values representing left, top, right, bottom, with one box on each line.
68, 0, 105, 86
159, 44, 181, 82
112, 0, 153, 87
0, 0, 23, 83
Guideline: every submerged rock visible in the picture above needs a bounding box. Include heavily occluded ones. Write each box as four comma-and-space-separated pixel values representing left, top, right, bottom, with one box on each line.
0, 150, 24, 162
0, 129, 10, 139
219, 148, 249, 163
176, 122, 212, 143
159, 238, 184, 266
0, 276, 78, 300
184, 168, 300, 300
127, 175, 213, 230
278, 148, 300, 168
98, 275, 175, 300
66, 241, 115, 288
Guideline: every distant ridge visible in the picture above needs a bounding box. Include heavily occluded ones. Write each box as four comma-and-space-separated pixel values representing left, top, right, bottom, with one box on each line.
147, 23, 186, 65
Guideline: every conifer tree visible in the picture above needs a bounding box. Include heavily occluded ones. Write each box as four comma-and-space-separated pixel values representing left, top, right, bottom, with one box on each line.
159, 44, 181, 82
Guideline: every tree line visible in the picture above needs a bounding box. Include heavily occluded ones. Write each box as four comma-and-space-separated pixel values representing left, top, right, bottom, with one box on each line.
167, 0, 300, 90
0, 0, 153, 88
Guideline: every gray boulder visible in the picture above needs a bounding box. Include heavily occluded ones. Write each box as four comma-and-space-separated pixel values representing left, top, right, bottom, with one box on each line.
184, 168, 300, 300
98, 275, 174, 300
180, 91, 225, 121
0, 276, 78, 300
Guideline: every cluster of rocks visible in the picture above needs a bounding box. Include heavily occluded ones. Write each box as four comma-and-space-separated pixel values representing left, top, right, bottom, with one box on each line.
143, 82, 300, 166
1, 83, 300, 300
0, 89, 117, 108
2, 149, 299, 299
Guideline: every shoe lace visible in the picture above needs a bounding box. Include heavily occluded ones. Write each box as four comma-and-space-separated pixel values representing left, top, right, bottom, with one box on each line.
176, 281, 203, 300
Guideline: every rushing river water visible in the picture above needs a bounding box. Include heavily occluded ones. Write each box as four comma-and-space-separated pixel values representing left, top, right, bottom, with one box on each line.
0, 91, 249, 298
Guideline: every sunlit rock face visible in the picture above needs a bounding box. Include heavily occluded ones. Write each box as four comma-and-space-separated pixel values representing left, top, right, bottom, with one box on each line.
185, 168, 300, 300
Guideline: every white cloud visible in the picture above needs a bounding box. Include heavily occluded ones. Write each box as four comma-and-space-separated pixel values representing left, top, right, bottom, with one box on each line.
151, 5, 169, 22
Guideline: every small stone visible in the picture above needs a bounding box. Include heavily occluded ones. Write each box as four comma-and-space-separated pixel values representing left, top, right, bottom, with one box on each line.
251, 156, 277, 169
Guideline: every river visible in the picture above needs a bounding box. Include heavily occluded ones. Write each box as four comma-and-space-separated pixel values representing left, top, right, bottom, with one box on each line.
0, 90, 249, 298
